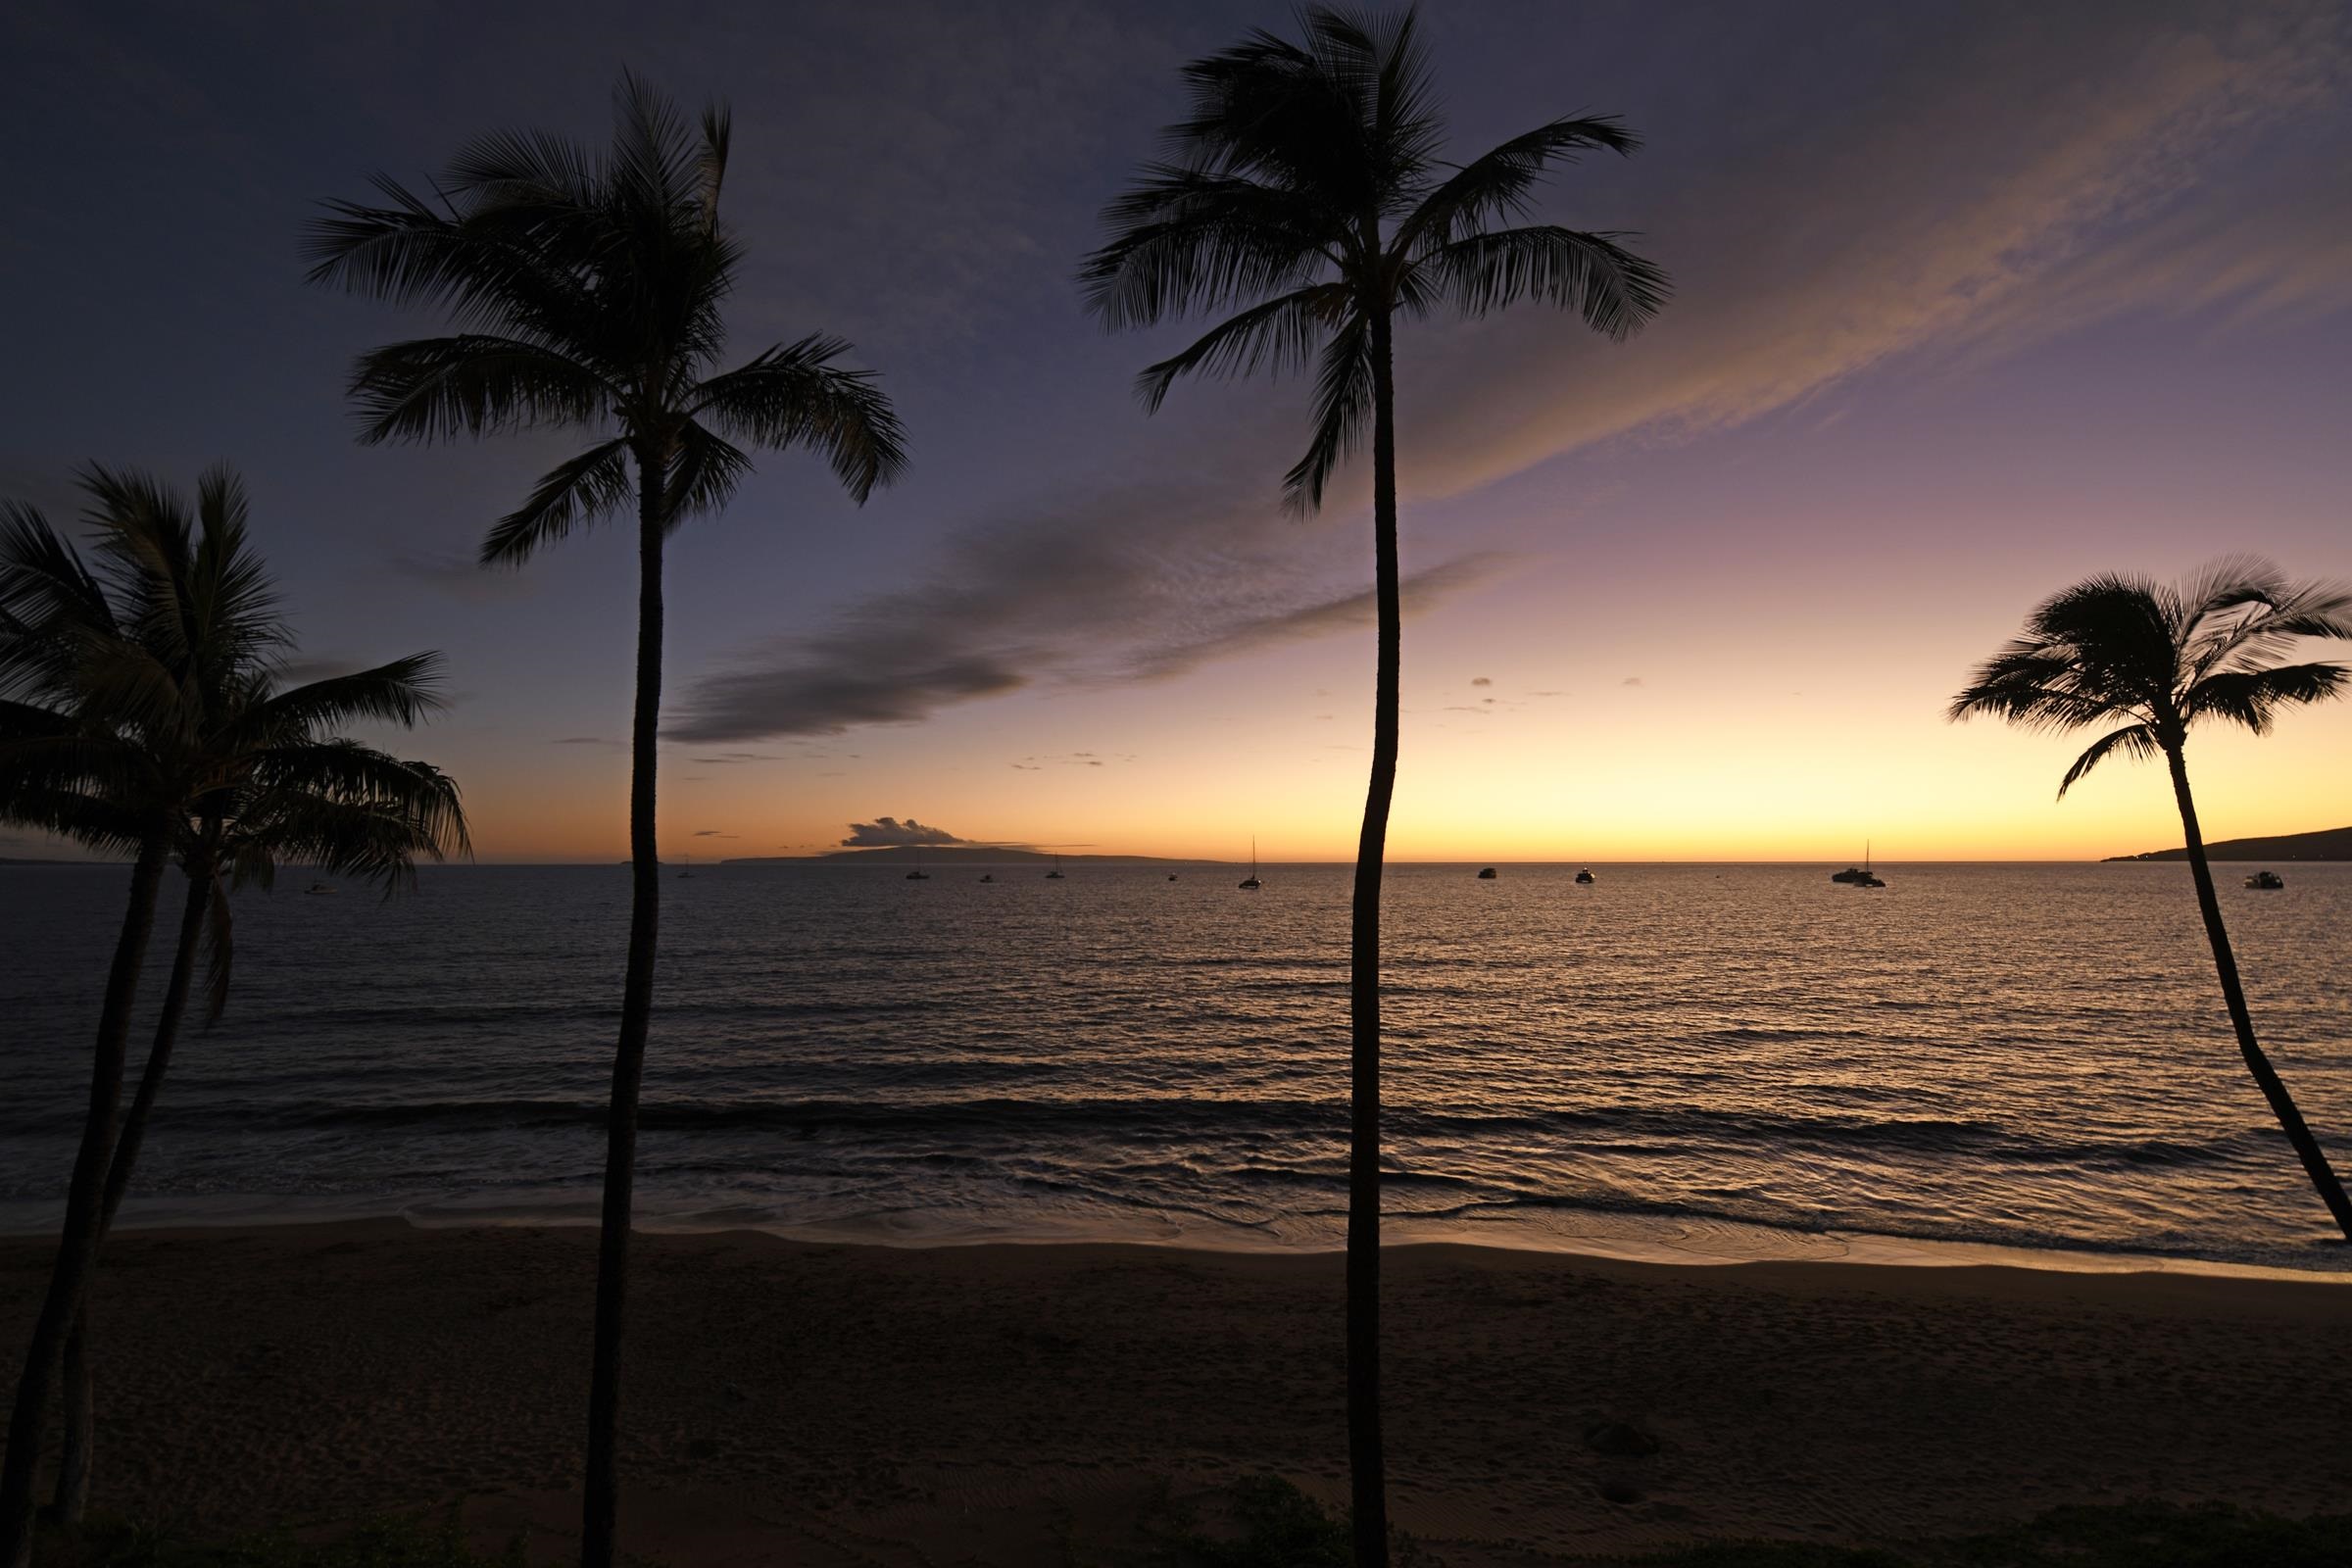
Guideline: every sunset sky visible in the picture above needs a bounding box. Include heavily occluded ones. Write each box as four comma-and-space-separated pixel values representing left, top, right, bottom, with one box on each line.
4, 0, 2348, 863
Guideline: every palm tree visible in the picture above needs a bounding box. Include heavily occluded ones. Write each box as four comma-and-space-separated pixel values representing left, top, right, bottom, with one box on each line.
1081, 10, 1666, 1559
58, 733, 465, 1526
49, 759, 466, 1523
0, 466, 464, 1564
305, 73, 906, 1568
1951, 561, 2352, 1242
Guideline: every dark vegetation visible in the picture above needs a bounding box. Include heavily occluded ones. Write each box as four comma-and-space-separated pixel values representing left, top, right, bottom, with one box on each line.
2105, 823, 2352, 861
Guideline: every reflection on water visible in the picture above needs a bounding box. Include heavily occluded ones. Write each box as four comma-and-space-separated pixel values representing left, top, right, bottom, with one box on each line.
3, 861, 2346, 1272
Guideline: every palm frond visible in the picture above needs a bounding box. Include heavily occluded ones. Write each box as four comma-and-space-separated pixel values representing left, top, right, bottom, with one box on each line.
1947, 640, 2136, 731
304, 173, 604, 347
1958, 560, 2352, 800
2057, 723, 2161, 799
689, 336, 908, 504
480, 439, 634, 565
318, 72, 895, 564
1421, 223, 1669, 336
348, 335, 614, 446
0, 501, 121, 702
2187, 662, 2350, 734
1079, 169, 1340, 329
1135, 284, 1350, 411
662, 421, 754, 524
232, 654, 449, 745
1396, 116, 1644, 251
1090, 5, 1658, 517
1283, 313, 1375, 515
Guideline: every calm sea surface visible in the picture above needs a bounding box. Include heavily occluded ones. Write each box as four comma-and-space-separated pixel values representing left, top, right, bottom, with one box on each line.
3, 861, 2348, 1272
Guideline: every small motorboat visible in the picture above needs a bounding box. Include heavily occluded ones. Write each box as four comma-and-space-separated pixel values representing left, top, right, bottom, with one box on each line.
1477, 866, 1497, 879
979, 873, 994, 883
906, 869, 929, 880
1168, 874, 1179, 881
2246, 870, 2285, 890
1574, 868, 1595, 885
304, 882, 336, 896
1855, 873, 1886, 889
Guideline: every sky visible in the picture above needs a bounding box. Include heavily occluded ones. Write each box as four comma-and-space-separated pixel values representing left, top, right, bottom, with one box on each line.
3, 0, 2348, 863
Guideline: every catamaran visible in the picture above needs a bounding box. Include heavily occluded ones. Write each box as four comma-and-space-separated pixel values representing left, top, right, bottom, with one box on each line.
1832, 842, 1884, 887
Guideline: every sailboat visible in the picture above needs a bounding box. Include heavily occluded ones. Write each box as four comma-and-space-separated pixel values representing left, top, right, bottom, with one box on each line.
1239, 838, 1261, 891
906, 850, 928, 880
1831, 841, 1883, 887
1046, 854, 1065, 879
676, 852, 693, 880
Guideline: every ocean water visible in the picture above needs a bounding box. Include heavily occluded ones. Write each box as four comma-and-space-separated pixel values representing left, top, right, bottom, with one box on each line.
3, 860, 2348, 1273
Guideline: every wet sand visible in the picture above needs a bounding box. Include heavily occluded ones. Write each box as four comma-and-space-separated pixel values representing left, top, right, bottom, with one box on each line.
3, 1220, 2348, 1564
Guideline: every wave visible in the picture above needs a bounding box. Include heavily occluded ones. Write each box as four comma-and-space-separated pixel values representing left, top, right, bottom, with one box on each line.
105, 1091, 2265, 1173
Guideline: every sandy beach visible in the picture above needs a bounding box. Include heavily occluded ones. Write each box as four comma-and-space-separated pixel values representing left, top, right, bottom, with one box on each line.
2, 1221, 2347, 1563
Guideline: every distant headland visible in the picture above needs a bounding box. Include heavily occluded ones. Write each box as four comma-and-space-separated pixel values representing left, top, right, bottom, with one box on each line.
2105, 825, 2352, 862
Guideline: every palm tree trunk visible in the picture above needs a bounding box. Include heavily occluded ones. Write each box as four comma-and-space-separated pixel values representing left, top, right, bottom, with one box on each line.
0, 833, 171, 1568
581, 453, 667, 1568
1348, 302, 1398, 1568
2165, 746, 2352, 1240
52, 860, 213, 1524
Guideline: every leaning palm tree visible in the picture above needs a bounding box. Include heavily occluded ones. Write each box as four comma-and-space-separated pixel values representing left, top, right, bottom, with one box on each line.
1951, 561, 2352, 1242
0, 466, 464, 1564
51, 739, 466, 1525
1081, 9, 1666, 1559
305, 72, 906, 1568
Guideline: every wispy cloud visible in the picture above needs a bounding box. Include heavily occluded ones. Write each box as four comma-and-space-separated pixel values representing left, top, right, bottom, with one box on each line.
668, 478, 1506, 743
1391, 4, 2352, 503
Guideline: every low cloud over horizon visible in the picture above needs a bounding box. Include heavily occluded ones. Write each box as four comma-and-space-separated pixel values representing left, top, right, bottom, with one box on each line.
842, 816, 967, 848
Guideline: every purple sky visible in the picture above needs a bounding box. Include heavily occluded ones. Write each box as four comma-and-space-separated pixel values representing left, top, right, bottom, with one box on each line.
4, 0, 2348, 860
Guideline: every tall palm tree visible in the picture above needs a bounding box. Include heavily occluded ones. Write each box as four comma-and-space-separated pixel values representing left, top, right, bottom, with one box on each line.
0, 466, 463, 1565
1081, 10, 1666, 1559
1951, 561, 2352, 1242
305, 73, 906, 1568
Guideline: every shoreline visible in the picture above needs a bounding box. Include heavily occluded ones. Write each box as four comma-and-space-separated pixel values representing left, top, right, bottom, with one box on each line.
6, 1193, 2347, 1286
5, 1217, 2348, 1563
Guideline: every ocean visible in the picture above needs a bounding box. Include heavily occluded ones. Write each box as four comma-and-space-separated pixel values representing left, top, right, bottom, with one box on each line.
3, 860, 2348, 1273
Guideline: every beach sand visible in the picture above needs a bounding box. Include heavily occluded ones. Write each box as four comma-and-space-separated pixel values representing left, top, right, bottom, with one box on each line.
4, 1220, 2349, 1564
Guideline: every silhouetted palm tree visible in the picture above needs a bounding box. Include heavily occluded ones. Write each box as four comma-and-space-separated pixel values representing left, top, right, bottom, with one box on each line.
48, 751, 465, 1522
0, 466, 463, 1563
1081, 10, 1666, 1559
305, 73, 906, 1568
1951, 561, 2352, 1242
